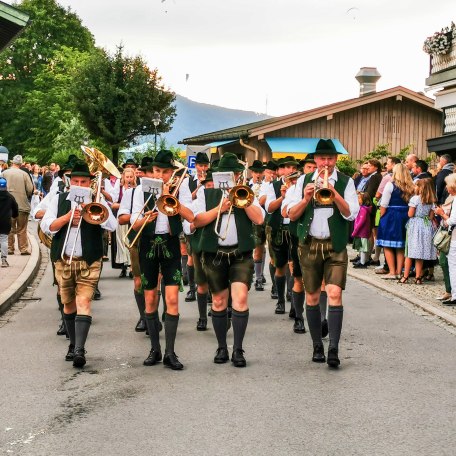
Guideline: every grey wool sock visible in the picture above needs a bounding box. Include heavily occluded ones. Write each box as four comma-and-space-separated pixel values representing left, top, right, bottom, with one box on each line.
197, 292, 208, 320
145, 312, 161, 351
319, 290, 328, 321
292, 291, 305, 319
254, 260, 262, 281
306, 305, 323, 346
231, 309, 249, 351
275, 275, 286, 302
63, 311, 77, 345
164, 313, 179, 355
134, 290, 145, 319
211, 308, 228, 348
74, 315, 92, 350
327, 306, 344, 350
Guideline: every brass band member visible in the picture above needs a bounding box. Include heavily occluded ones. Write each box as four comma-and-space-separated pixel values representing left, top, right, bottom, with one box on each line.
265, 156, 299, 314
131, 150, 194, 370
41, 161, 118, 368
194, 153, 264, 367
288, 140, 359, 368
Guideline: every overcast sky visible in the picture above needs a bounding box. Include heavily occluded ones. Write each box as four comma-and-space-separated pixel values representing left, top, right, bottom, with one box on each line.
43, 1, 456, 115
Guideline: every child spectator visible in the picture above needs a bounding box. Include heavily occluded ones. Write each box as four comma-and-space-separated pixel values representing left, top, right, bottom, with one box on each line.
0, 177, 19, 267
399, 178, 437, 284
352, 192, 373, 268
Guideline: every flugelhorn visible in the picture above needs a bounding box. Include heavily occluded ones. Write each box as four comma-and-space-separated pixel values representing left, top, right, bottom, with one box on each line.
314, 166, 335, 205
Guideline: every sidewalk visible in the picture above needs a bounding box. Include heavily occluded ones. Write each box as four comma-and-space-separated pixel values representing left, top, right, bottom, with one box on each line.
0, 222, 42, 314
346, 247, 456, 327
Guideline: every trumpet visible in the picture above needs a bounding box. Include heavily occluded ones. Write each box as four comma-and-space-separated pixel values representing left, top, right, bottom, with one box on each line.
156, 161, 188, 217
313, 166, 335, 205
284, 170, 301, 186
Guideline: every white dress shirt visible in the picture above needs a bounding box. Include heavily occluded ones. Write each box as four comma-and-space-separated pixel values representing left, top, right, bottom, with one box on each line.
287, 169, 359, 239
49, 176, 62, 194
265, 178, 290, 225
117, 187, 135, 217
104, 177, 120, 203
179, 175, 199, 207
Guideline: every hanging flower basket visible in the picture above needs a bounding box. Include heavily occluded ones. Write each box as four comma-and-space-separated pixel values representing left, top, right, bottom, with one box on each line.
423, 22, 455, 56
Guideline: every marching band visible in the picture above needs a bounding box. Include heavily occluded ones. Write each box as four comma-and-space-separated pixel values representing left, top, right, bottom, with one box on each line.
38, 142, 359, 370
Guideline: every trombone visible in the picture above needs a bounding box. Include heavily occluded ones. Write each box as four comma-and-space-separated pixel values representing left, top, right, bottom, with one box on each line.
81, 171, 110, 225
156, 161, 188, 216
61, 203, 84, 265
123, 193, 157, 249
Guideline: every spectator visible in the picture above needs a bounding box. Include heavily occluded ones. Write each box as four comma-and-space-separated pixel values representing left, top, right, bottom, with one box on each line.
404, 154, 418, 175
0, 177, 19, 267
41, 162, 57, 195
412, 160, 432, 182
364, 159, 383, 200
30, 164, 42, 215
354, 163, 370, 191
376, 164, 415, 279
435, 154, 454, 205
351, 192, 373, 268
2, 155, 34, 255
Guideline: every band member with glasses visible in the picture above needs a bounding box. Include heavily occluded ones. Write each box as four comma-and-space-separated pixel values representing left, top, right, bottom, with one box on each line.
194, 153, 264, 367
41, 161, 117, 368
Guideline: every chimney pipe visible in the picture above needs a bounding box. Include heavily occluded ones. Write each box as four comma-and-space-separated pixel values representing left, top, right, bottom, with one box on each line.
355, 67, 381, 97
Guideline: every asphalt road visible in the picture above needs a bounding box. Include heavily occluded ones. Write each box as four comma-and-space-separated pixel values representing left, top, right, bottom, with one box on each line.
1, 260, 455, 456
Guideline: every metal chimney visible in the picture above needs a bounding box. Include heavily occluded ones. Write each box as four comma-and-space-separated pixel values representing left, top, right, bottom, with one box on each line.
355, 67, 381, 97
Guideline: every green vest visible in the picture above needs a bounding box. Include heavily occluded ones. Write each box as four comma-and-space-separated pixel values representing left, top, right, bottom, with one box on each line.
50, 192, 104, 265
198, 188, 255, 253
141, 191, 182, 237
296, 171, 351, 253
266, 179, 284, 232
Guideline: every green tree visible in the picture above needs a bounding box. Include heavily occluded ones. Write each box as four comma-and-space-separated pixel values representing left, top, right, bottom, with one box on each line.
72, 46, 176, 165
0, 0, 95, 155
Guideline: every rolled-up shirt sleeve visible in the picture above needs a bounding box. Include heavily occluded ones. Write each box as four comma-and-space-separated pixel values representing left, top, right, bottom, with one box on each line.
131, 185, 145, 222
265, 182, 279, 213
286, 175, 305, 214
40, 193, 60, 234
342, 178, 360, 221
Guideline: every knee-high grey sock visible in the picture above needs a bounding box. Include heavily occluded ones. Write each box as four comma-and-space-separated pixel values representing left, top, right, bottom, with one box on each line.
211, 309, 228, 348
134, 290, 145, 319
145, 312, 161, 351
74, 315, 92, 349
254, 260, 262, 281
286, 268, 292, 293
197, 292, 208, 320
63, 312, 77, 345
57, 293, 65, 326
269, 263, 276, 288
275, 275, 286, 302
188, 265, 195, 290
164, 313, 179, 355
328, 306, 344, 350
319, 290, 328, 322
232, 309, 249, 351
181, 255, 188, 281
293, 291, 305, 319
306, 305, 323, 346
161, 277, 167, 320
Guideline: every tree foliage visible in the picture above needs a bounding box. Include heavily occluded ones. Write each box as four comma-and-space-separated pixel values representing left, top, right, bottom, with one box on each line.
72, 46, 176, 165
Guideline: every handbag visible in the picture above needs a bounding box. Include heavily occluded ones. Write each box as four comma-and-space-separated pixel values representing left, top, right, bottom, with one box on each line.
433, 225, 452, 254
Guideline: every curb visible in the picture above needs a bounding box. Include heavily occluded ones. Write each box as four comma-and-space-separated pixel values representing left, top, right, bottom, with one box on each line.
0, 232, 42, 315
348, 269, 456, 327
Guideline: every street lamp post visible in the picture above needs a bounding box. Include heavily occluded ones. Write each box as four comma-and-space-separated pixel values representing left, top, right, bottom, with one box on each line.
153, 111, 160, 153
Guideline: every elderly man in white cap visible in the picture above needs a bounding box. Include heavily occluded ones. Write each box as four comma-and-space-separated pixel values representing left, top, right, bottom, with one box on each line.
2, 154, 34, 254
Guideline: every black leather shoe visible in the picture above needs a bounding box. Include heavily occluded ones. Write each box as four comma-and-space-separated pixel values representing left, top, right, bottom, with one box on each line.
119, 268, 127, 278
262, 274, 266, 284
128, 271, 133, 279
254, 279, 264, 291
73, 347, 87, 368
286, 290, 292, 302
93, 288, 101, 300
143, 348, 162, 366
293, 318, 306, 334
270, 285, 278, 300
321, 319, 329, 338
214, 346, 229, 364
196, 318, 207, 331
289, 308, 296, 319
135, 318, 146, 332
65, 344, 74, 361
312, 343, 326, 363
163, 352, 184, 370
231, 348, 246, 367
275, 300, 285, 314
350, 255, 360, 263
369, 259, 381, 266
185, 289, 196, 302
352, 262, 368, 269
442, 299, 456, 306
57, 321, 67, 336
327, 347, 340, 368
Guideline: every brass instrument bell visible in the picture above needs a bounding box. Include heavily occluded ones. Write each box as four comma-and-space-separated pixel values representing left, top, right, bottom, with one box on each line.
313, 166, 335, 205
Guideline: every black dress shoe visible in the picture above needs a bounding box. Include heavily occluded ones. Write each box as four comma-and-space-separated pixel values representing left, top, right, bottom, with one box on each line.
128, 271, 133, 279
369, 259, 381, 266
196, 318, 207, 331
270, 285, 278, 300
327, 347, 340, 368
73, 347, 87, 368
231, 348, 246, 367
293, 318, 306, 334
163, 352, 184, 370
119, 268, 127, 278
254, 279, 264, 291
350, 255, 360, 263
185, 289, 196, 302
262, 274, 266, 284
57, 321, 67, 336
214, 346, 229, 364
321, 319, 329, 338
352, 262, 368, 269
143, 348, 162, 366
289, 308, 296, 319
312, 343, 326, 363
65, 344, 75, 361
93, 288, 101, 300
442, 299, 456, 306
275, 300, 285, 314
135, 318, 147, 332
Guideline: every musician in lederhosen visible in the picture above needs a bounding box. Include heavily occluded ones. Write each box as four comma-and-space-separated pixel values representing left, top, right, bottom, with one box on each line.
194, 153, 264, 367
179, 152, 210, 302
131, 150, 194, 370
41, 161, 117, 368
265, 156, 299, 314
288, 140, 359, 367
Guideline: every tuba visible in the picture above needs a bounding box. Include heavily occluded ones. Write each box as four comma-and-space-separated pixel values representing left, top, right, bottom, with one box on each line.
314, 166, 335, 205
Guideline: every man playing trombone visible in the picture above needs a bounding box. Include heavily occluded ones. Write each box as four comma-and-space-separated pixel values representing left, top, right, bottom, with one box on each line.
194, 153, 264, 367
41, 161, 117, 368
131, 150, 194, 370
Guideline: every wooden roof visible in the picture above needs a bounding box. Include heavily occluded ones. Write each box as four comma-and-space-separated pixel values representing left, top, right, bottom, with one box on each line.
181, 86, 440, 145
0, 1, 30, 52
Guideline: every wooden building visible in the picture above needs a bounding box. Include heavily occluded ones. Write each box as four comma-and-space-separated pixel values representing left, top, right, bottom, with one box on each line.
0, 1, 29, 52
181, 74, 442, 164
